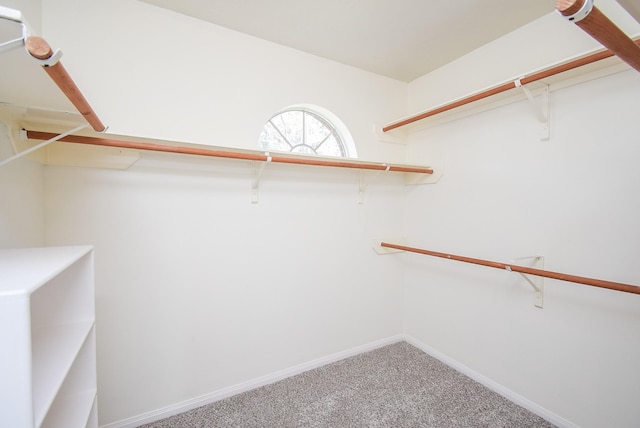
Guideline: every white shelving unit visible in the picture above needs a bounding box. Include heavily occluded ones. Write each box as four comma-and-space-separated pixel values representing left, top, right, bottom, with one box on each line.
0, 245, 97, 428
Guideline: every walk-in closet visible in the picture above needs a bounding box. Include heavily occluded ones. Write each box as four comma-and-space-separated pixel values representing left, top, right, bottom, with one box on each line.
1, 1, 639, 427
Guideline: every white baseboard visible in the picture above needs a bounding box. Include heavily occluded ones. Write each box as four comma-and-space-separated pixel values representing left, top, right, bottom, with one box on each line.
101, 334, 405, 428
102, 334, 575, 428
403, 335, 578, 428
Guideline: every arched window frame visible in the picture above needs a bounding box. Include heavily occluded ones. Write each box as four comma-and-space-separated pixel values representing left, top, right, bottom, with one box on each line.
259, 104, 357, 159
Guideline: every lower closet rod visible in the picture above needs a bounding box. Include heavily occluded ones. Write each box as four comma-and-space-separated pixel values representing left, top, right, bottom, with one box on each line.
380, 242, 640, 295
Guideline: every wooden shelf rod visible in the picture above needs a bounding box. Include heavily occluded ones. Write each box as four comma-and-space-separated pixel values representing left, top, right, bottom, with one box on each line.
25, 130, 434, 175
380, 242, 640, 295
383, 40, 640, 132
25, 36, 106, 133
557, 0, 640, 73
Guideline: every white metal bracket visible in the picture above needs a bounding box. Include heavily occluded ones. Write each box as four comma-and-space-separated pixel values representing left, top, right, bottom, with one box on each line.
358, 166, 389, 204
0, 7, 63, 65
510, 256, 544, 308
514, 79, 550, 141
0, 7, 27, 55
373, 123, 406, 144
0, 35, 23, 55
0, 6, 23, 23
0, 124, 89, 167
558, 0, 594, 22
251, 152, 271, 203
404, 167, 444, 185
32, 48, 63, 66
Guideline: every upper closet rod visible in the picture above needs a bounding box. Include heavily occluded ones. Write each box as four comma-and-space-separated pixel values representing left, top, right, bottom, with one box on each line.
25, 36, 107, 132
0, 6, 106, 132
557, 0, 640, 72
383, 41, 640, 132
380, 242, 640, 296
25, 130, 434, 174
384, 3, 640, 132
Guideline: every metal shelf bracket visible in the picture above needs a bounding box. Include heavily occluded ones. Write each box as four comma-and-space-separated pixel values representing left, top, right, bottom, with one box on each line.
509, 256, 545, 308
514, 79, 550, 141
251, 152, 271, 203
358, 165, 389, 204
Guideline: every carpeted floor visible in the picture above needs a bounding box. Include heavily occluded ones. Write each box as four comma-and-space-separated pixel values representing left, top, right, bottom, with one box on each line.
140, 341, 555, 427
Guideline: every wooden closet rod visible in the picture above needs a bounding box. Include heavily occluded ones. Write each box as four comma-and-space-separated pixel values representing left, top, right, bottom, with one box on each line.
25, 130, 434, 174
383, 43, 640, 132
557, 0, 640, 73
380, 242, 640, 295
25, 36, 106, 133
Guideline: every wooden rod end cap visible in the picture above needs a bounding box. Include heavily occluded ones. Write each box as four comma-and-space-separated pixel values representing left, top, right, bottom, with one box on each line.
556, 0, 585, 16
26, 36, 53, 60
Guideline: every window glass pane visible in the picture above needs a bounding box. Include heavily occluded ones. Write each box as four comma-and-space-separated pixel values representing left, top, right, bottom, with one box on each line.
316, 136, 344, 157
291, 145, 315, 155
305, 114, 330, 150
259, 122, 290, 152
259, 108, 348, 158
276, 111, 303, 147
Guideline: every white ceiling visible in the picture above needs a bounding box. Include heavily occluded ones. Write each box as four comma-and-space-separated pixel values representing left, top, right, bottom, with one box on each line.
139, 0, 554, 82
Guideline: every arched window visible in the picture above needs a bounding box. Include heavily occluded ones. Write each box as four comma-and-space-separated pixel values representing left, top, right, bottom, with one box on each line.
259, 106, 356, 158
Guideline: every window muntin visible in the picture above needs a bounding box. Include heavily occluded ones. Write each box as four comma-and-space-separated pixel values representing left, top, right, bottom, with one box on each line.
259, 108, 350, 158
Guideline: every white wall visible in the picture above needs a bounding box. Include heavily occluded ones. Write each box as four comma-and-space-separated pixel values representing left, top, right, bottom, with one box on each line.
7, 0, 640, 425
41, 0, 408, 163
35, 0, 411, 425
45, 157, 406, 425
0, 1, 46, 249
0, 123, 46, 249
403, 9, 640, 426
403, 4, 640, 425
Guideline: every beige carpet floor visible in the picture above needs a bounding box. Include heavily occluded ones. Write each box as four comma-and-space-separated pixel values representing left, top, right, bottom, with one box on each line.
140, 341, 555, 427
